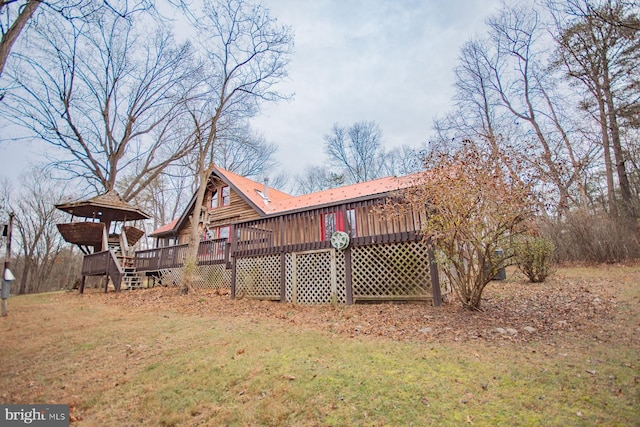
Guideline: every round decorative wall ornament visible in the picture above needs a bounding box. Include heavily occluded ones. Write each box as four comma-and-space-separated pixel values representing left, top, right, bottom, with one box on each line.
330, 231, 350, 250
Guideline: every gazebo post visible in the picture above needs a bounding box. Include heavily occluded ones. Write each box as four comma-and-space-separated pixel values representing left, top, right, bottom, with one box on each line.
101, 222, 109, 252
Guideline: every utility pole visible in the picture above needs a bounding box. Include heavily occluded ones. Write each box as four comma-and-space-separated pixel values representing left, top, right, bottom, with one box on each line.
1, 212, 14, 317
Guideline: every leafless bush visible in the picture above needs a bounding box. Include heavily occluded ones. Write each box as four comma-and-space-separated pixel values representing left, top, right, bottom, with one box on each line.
542, 211, 640, 264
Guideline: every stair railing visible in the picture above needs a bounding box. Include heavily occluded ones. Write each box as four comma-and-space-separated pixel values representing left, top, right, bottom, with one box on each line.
81, 250, 124, 292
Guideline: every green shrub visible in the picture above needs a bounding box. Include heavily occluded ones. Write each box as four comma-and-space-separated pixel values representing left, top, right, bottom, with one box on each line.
513, 236, 555, 283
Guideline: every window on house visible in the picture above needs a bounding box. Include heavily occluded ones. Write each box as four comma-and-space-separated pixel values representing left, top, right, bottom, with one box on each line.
209, 186, 230, 209
159, 237, 176, 247
210, 190, 218, 209
203, 226, 232, 241
321, 209, 357, 241
221, 186, 230, 206
322, 212, 337, 241
346, 209, 357, 237
218, 226, 231, 241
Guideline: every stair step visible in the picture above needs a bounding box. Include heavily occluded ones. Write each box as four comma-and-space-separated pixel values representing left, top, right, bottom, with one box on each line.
120, 269, 146, 290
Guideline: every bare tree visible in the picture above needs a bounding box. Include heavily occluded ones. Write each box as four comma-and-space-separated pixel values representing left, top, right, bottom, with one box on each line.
382, 144, 425, 176
292, 165, 345, 195
450, 38, 508, 157
1, 7, 199, 200
11, 168, 67, 294
0, 1, 182, 82
180, 0, 293, 292
215, 123, 279, 179
482, 4, 593, 214
124, 167, 193, 237
133, 121, 280, 230
324, 121, 385, 183
550, 0, 640, 217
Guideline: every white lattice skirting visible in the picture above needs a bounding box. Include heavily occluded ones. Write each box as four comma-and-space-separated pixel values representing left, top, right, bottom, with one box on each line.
351, 241, 432, 301
235, 254, 282, 300
158, 264, 231, 289
234, 242, 432, 305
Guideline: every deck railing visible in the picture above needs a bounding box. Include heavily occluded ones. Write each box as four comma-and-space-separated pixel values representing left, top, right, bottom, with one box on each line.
233, 200, 426, 256
81, 250, 123, 292
133, 238, 229, 272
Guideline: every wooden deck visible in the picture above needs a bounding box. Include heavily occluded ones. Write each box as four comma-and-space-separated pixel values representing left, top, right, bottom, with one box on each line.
115, 199, 442, 305
133, 238, 230, 272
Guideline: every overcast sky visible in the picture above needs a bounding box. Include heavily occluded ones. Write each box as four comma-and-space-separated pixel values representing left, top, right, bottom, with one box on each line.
251, 0, 504, 179
0, 0, 504, 185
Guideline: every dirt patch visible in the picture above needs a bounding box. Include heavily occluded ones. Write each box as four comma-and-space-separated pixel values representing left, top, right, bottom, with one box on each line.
75, 267, 634, 346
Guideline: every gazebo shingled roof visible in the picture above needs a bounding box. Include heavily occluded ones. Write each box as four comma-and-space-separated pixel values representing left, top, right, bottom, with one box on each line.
55, 190, 150, 223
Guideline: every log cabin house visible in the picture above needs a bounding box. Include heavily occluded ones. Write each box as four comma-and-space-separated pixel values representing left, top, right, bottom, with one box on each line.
135, 166, 443, 305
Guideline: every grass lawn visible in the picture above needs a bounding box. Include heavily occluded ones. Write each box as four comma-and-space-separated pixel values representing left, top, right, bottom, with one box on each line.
1, 265, 638, 426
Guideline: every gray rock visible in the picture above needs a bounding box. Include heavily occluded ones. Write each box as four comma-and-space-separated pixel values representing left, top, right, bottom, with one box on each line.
506, 328, 518, 335
495, 327, 507, 334
419, 327, 433, 334
523, 326, 537, 333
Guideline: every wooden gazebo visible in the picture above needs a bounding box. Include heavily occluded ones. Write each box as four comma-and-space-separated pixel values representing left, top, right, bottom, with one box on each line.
56, 191, 150, 292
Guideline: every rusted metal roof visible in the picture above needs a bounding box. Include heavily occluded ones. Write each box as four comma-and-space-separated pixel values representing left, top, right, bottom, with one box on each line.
150, 166, 423, 236
212, 166, 293, 214
213, 166, 419, 215
148, 218, 179, 237
266, 174, 419, 215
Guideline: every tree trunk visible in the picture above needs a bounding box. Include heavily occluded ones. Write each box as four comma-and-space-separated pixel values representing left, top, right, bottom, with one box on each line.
601, 45, 633, 218
604, 88, 633, 218
18, 261, 32, 295
180, 163, 215, 294
0, 0, 41, 77
597, 95, 617, 216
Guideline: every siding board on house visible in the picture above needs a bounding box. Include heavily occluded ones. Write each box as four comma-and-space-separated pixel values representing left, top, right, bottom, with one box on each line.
173, 186, 263, 245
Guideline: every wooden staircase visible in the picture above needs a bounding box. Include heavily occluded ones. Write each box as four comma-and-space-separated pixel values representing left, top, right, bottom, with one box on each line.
115, 252, 146, 291
122, 266, 145, 290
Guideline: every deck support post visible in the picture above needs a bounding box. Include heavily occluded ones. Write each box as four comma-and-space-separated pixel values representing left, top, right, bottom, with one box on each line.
230, 256, 237, 299
280, 252, 286, 302
344, 247, 353, 305
428, 247, 442, 307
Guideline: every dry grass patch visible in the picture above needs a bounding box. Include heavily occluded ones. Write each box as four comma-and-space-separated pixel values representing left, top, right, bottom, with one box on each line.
0, 265, 638, 426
